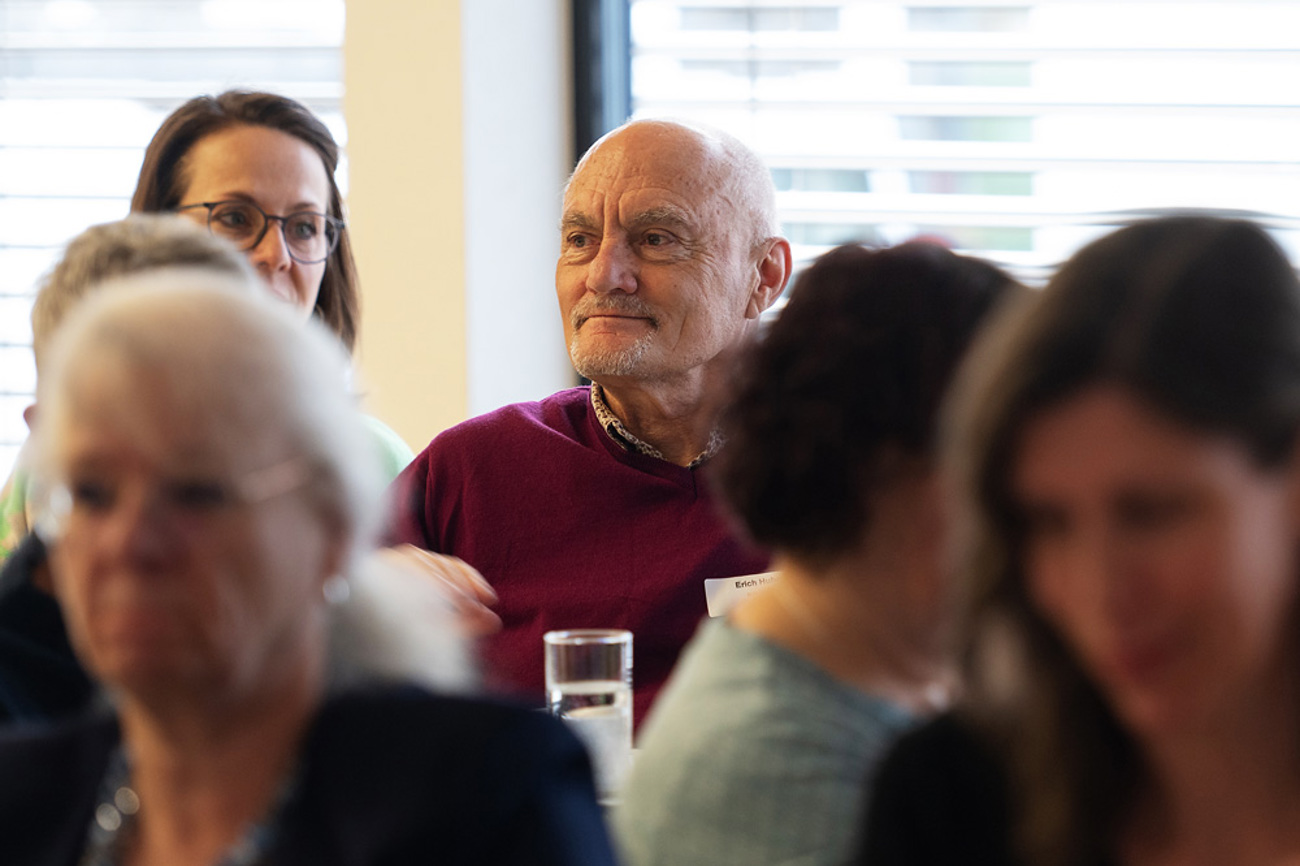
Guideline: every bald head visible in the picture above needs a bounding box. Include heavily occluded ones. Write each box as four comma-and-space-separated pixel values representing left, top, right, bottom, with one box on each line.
567, 120, 780, 251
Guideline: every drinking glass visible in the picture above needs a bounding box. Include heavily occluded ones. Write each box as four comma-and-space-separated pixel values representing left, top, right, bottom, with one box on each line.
544, 629, 633, 801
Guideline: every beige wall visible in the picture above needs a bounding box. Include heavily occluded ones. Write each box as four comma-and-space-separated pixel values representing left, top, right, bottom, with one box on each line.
345, 0, 467, 449
344, 0, 573, 454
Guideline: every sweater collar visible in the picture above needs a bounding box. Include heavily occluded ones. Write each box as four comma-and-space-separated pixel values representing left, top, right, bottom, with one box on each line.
588, 384, 723, 469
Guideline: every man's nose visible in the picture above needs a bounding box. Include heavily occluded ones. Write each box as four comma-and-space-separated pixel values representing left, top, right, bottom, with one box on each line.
586, 238, 637, 294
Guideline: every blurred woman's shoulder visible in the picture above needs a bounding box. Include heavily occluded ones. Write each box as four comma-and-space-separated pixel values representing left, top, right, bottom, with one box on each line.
0, 690, 616, 866
309, 684, 577, 758
286, 685, 617, 865
0, 710, 117, 865
858, 712, 1016, 866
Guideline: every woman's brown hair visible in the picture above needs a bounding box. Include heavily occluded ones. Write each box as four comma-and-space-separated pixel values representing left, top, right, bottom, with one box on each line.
130, 90, 359, 352
950, 215, 1300, 866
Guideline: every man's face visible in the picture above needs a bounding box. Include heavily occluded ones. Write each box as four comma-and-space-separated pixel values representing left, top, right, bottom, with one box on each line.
556, 124, 766, 389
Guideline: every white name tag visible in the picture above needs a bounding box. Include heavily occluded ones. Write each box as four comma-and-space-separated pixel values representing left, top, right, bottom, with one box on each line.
703, 571, 780, 618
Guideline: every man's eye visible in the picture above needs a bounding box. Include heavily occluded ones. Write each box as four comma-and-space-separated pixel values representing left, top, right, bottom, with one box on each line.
640, 231, 684, 253
567, 233, 589, 248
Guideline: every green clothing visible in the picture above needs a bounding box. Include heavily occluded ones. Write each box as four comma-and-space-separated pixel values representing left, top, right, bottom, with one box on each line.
0, 466, 29, 564
615, 619, 915, 866
363, 414, 415, 482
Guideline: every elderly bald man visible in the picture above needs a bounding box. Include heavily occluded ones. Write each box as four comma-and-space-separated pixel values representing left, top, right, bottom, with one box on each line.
388, 120, 792, 725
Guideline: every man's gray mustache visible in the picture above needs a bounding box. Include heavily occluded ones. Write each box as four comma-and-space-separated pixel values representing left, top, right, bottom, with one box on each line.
572, 298, 660, 329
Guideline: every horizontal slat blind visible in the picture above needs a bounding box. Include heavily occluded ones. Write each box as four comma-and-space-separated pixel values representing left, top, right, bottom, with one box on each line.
0, 0, 344, 479
629, 1, 1300, 281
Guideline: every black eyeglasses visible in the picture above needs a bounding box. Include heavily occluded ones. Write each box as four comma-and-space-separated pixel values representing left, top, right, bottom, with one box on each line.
177, 200, 345, 265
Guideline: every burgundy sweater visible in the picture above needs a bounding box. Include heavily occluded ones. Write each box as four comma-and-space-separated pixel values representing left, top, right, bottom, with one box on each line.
387, 388, 768, 725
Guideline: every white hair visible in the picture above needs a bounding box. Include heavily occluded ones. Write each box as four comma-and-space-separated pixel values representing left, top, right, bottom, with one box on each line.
35, 268, 382, 555
32, 214, 256, 374
33, 270, 474, 692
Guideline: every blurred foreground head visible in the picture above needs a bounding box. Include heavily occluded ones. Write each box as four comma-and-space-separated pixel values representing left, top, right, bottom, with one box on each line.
32, 273, 465, 710
952, 216, 1300, 865
4, 215, 253, 546
32, 214, 254, 377
714, 241, 1018, 567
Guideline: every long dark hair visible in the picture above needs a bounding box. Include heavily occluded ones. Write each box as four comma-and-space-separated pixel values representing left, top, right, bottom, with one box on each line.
130, 90, 359, 352
951, 216, 1300, 866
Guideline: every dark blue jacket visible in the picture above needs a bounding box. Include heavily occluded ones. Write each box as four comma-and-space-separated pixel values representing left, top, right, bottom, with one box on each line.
0, 532, 94, 725
0, 686, 618, 866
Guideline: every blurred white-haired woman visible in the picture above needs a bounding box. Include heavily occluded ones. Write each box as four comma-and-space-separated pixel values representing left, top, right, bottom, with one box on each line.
0, 271, 615, 866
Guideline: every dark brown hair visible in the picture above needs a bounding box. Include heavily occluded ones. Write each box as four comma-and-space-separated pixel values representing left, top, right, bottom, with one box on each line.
952, 216, 1300, 866
130, 90, 359, 352
712, 242, 1017, 566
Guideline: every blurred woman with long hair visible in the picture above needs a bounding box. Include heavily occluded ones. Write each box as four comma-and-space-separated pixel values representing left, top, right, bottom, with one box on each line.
863, 216, 1300, 866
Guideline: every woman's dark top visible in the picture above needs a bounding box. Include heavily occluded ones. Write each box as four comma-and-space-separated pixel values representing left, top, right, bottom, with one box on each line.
0, 686, 618, 866
857, 712, 1019, 866
0, 532, 95, 725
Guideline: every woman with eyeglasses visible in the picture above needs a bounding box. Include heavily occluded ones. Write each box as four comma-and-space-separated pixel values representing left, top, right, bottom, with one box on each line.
0, 272, 615, 865
859, 216, 1300, 866
130, 90, 412, 482
132, 92, 355, 345
128, 92, 501, 637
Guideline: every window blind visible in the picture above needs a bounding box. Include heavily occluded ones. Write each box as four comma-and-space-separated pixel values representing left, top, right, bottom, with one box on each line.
0, 0, 345, 478
628, 0, 1300, 281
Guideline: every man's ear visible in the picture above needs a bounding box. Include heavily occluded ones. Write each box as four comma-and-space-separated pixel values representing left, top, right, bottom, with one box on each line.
745, 238, 792, 319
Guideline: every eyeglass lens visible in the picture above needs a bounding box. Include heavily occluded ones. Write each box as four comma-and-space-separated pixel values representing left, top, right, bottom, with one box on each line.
207, 202, 339, 263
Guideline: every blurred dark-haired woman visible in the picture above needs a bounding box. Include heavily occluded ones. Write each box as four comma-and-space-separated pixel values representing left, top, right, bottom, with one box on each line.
614, 242, 1018, 865
862, 216, 1300, 866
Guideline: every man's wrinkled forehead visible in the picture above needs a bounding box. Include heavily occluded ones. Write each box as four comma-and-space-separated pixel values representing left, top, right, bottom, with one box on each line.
561, 127, 733, 225
577, 121, 723, 179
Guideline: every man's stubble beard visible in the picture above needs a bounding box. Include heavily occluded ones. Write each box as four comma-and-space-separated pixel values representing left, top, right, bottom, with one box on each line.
567, 293, 662, 379
568, 331, 656, 379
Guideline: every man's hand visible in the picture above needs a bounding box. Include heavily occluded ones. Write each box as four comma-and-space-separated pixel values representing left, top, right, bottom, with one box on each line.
375, 544, 502, 637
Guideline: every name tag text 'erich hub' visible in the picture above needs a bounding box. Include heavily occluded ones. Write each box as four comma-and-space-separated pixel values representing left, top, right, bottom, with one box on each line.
703, 572, 780, 618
